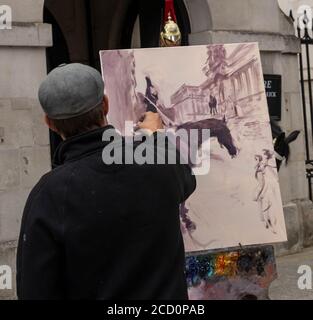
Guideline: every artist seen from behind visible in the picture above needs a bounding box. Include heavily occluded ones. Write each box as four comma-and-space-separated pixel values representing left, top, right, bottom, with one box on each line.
16, 63, 196, 300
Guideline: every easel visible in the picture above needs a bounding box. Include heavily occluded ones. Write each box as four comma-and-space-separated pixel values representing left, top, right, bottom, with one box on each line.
138, 0, 278, 300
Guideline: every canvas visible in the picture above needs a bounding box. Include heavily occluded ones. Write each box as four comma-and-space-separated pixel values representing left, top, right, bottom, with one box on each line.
100, 43, 287, 252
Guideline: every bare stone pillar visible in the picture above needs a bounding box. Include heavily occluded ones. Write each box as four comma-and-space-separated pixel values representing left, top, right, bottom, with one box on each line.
0, 0, 52, 299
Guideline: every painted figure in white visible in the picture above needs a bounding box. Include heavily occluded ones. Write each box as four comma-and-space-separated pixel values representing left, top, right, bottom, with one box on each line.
254, 150, 278, 234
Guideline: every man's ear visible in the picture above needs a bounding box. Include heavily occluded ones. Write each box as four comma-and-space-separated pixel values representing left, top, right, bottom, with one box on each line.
45, 115, 65, 140
103, 95, 109, 116
44, 115, 55, 131
44, 115, 60, 134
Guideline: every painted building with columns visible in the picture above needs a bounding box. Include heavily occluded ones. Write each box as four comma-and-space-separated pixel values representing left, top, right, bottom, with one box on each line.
0, 0, 312, 299
171, 43, 264, 123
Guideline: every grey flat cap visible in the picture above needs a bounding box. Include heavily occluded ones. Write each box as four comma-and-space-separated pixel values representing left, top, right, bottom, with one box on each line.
38, 63, 105, 120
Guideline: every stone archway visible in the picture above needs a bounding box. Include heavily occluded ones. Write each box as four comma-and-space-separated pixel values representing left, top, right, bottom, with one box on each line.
43, 0, 135, 67
184, 0, 213, 33
43, 0, 192, 68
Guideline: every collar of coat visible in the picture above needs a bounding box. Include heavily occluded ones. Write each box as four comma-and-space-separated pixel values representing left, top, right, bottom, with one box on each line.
52, 125, 116, 168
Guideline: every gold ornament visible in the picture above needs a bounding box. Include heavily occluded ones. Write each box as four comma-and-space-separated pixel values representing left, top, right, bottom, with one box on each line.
160, 13, 182, 47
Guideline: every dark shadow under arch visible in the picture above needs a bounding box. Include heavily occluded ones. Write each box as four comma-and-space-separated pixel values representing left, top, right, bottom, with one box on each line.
138, 0, 191, 48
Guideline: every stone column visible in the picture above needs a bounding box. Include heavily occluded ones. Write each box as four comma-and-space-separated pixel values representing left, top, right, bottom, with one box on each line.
0, 0, 52, 300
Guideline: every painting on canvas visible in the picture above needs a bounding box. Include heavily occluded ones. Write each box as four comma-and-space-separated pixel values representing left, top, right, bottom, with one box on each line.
100, 43, 287, 252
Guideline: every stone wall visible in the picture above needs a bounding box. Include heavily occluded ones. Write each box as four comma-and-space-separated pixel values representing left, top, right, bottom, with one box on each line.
0, 0, 51, 299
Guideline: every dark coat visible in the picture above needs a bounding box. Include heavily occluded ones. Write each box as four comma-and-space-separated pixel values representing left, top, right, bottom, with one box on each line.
16, 126, 196, 300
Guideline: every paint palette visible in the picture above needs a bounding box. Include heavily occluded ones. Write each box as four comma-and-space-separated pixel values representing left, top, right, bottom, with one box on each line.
186, 245, 276, 300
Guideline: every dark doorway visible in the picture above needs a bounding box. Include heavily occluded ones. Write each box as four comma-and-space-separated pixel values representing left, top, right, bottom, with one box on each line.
138, 0, 190, 48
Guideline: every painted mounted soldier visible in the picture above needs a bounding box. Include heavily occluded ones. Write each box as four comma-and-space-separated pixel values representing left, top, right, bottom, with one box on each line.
144, 76, 159, 113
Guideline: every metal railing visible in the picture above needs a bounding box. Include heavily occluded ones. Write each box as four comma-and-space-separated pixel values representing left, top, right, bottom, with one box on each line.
291, 10, 313, 200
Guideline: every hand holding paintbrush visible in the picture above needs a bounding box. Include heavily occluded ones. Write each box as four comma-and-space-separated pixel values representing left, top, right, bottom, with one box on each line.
134, 112, 164, 134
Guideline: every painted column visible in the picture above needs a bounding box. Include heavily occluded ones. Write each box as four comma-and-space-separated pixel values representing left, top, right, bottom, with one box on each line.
244, 68, 253, 101
231, 77, 237, 101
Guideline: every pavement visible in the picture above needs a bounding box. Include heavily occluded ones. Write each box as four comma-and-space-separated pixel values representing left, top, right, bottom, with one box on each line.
269, 248, 313, 300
